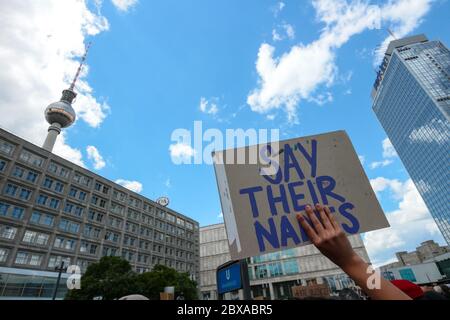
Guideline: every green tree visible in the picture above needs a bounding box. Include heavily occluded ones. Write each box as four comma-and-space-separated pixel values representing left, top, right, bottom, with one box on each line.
136, 265, 198, 300
65, 256, 138, 300
66, 258, 198, 300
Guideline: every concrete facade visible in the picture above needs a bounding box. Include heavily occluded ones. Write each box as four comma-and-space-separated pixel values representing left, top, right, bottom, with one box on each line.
0, 128, 199, 299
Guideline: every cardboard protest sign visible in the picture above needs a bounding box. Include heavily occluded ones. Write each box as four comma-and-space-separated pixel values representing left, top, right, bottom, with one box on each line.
213, 130, 389, 260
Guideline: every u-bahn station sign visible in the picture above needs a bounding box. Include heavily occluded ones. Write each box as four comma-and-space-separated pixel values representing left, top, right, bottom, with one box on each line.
213, 130, 389, 260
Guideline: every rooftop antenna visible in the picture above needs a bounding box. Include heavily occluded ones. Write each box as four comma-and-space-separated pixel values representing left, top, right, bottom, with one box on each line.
69, 41, 92, 91
387, 28, 397, 40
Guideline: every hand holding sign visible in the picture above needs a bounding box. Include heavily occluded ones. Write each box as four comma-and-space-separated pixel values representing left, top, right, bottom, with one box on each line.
296, 204, 360, 270
296, 203, 410, 300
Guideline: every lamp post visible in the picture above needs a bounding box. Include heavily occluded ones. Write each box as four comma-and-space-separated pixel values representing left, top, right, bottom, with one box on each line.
52, 261, 67, 300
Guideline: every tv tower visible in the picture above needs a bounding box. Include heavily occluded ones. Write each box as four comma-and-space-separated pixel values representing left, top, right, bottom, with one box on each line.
42, 43, 91, 152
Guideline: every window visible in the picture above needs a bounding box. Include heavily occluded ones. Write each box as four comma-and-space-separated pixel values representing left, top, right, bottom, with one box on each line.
54, 181, 64, 193
48, 162, 70, 179
107, 216, 122, 229
128, 197, 141, 208
48, 256, 71, 269
0, 159, 7, 171
19, 150, 44, 167
102, 246, 119, 257
15, 252, 43, 266
4, 183, 18, 197
27, 171, 38, 183
11, 207, 24, 220
30, 211, 55, 227
94, 182, 110, 195
127, 208, 140, 221
43, 177, 53, 189
80, 241, 98, 255
1, 203, 9, 216
19, 187, 32, 200
58, 219, 80, 233
105, 231, 120, 243
54, 236, 77, 251
0, 203, 24, 219
22, 230, 49, 246
0, 248, 8, 262
91, 195, 107, 208
73, 172, 91, 187
110, 202, 124, 216
0, 225, 17, 240
36, 194, 48, 205
64, 201, 84, 218
125, 222, 138, 234
12, 166, 25, 178
69, 187, 77, 197
113, 190, 127, 202
79, 191, 87, 201
123, 235, 137, 246
83, 225, 101, 239
0, 139, 15, 155
88, 209, 104, 223
49, 198, 60, 209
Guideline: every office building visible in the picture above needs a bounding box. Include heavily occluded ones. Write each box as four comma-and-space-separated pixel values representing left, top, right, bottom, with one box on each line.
199, 223, 370, 300
372, 34, 450, 245
380, 240, 449, 269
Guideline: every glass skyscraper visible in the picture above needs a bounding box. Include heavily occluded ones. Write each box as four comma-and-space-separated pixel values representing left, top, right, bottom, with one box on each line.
372, 34, 450, 245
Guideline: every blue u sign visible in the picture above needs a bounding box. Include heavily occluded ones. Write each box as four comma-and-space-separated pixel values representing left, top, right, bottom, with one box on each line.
217, 262, 242, 294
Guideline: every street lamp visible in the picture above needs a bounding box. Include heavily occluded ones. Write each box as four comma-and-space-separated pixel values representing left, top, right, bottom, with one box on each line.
52, 260, 67, 300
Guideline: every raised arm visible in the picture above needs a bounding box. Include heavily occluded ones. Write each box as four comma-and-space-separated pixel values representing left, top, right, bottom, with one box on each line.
296, 204, 411, 300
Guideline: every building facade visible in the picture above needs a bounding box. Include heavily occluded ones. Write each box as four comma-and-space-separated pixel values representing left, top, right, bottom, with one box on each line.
380, 240, 449, 269
199, 223, 370, 300
372, 34, 450, 245
0, 128, 199, 299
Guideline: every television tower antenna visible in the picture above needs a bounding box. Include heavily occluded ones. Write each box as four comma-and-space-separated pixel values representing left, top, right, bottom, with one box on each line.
42, 42, 92, 152
69, 41, 92, 91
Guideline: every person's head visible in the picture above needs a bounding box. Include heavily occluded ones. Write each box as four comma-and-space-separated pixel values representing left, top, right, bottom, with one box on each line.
390, 280, 424, 300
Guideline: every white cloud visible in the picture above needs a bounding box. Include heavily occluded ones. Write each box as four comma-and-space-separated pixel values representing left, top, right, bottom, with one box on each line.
165, 178, 171, 188
369, 137, 397, 169
248, 0, 432, 122
370, 159, 393, 169
53, 133, 85, 167
169, 142, 196, 162
272, 23, 295, 41
86, 145, 106, 170
409, 118, 450, 144
370, 176, 406, 199
217, 212, 224, 219
365, 177, 443, 264
115, 179, 143, 193
0, 0, 109, 163
358, 155, 365, 165
199, 97, 219, 115
111, 0, 138, 12
273, 2, 286, 17
382, 138, 397, 158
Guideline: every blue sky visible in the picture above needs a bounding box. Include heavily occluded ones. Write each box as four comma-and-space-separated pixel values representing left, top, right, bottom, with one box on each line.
1, 0, 449, 266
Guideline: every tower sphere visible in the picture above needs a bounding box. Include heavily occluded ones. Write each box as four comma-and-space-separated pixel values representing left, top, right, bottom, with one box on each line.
45, 90, 77, 128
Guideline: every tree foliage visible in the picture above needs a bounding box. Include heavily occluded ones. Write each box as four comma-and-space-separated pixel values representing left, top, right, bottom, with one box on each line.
65, 257, 198, 300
